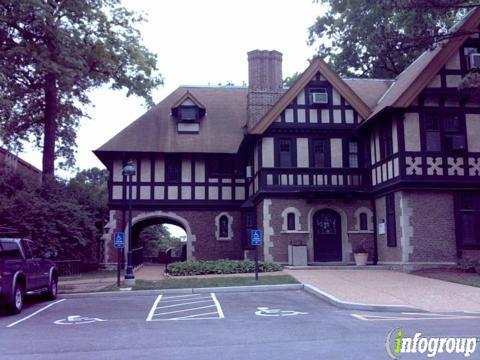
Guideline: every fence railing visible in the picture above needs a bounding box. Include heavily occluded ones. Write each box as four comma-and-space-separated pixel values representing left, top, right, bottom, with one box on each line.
54, 260, 81, 277
132, 247, 144, 268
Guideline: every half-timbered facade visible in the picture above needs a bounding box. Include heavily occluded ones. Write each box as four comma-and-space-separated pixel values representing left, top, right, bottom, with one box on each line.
95, 8, 480, 270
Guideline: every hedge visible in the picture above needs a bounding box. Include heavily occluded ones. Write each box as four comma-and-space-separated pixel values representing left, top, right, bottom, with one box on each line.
166, 259, 283, 276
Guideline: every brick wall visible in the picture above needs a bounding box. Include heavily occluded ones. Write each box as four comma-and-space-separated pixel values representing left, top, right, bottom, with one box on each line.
376, 190, 457, 265
258, 197, 374, 263
106, 209, 243, 262
404, 191, 457, 263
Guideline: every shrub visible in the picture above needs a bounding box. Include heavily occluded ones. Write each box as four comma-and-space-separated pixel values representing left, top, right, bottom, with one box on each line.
167, 259, 282, 276
458, 258, 477, 273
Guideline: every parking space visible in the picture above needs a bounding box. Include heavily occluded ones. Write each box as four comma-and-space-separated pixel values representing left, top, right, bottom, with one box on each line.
146, 293, 224, 321
1, 290, 479, 359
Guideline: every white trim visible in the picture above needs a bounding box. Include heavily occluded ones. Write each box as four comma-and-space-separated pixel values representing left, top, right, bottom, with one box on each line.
280, 230, 310, 234
214, 212, 233, 241
348, 230, 374, 234
280, 207, 302, 231
353, 207, 374, 231
263, 199, 274, 261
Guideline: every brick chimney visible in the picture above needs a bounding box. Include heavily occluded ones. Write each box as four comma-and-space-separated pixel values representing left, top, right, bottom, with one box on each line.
247, 50, 284, 130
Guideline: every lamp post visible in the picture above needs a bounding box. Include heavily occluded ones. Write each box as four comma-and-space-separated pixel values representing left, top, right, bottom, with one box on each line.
123, 161, 136, 286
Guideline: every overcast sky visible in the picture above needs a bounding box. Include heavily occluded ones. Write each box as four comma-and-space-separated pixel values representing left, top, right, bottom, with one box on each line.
19, 0, 323, 175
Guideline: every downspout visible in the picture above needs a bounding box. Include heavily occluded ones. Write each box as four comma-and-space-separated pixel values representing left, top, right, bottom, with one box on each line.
371, 196, 378, 265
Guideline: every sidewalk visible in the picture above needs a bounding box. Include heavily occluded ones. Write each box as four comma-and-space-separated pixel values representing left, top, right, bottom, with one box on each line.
285, 268, 480, 313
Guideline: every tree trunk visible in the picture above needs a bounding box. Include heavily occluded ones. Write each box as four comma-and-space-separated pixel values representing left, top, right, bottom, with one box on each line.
43, 72, 57, 177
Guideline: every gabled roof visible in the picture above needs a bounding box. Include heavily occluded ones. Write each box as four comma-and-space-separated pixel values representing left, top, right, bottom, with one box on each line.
249, 58, 372, 134
95, 86, 247, 156
343, 79, 394, 110
368, 7, 480, 120
171, 90, 206, 109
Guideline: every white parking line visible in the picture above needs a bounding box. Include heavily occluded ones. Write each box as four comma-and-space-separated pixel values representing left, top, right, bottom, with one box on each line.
6, 299, 66, 328
146, 295, 163, 321
154, 305, 216, 317
211, 293, 224, 319
155, 299, 213, 309
146, 293, 224, 321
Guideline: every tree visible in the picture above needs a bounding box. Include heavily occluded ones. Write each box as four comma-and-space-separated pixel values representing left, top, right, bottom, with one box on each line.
0, 0, 163, 176
139, 224, 182, 257
283, 72, 302, 88
308, 1, 477, 78
0, 166, 109, 262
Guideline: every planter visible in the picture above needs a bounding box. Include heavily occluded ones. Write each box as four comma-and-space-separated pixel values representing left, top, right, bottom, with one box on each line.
354, 253, 368, 266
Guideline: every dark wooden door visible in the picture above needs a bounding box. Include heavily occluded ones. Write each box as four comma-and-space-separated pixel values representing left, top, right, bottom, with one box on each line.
313, 209, 342, 262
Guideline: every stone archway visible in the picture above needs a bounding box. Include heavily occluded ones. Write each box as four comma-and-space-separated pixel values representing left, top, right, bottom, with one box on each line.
124, 211, 197, 261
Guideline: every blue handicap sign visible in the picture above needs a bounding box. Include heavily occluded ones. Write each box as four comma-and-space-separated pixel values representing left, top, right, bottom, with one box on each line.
113, 232, 125, 249
251, 229, 262, 246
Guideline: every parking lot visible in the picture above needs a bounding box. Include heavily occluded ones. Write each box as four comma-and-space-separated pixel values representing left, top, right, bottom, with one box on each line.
1, 290, 479, 359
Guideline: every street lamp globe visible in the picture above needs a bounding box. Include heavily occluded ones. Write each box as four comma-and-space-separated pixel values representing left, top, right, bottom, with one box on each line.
122, 161, 136, 176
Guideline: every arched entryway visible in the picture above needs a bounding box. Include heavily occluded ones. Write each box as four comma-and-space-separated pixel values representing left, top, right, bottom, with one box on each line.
125, 211, 196, 264
313, 209, 342, 262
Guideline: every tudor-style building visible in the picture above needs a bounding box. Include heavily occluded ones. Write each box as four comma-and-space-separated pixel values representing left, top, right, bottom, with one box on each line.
95, 8, 480, 270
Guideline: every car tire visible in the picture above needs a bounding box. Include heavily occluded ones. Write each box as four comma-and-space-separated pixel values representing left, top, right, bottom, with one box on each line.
6, 283, 24, 315
44, 276, 58, 301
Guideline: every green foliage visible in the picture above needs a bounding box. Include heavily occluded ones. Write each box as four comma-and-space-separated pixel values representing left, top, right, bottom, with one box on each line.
459, 257, 480, 273
0, 0, 163, 172
0, 165, 108, 261
139, 224, 183, 257
167, 259, 283, 276
283, 72, 302, 87
309, 0, 472, 78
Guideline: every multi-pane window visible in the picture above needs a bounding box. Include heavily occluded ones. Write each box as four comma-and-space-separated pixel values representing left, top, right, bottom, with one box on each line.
425, 116, 441, 152
219, 215, 229, 238
312, 139, 330, 168
179, 106, 197, 121
209, 156, 235, 176
386, 194, 397, 247
457, 192, 480, 247
348, 141, 359, 168
424, 114, 465, 153
279, 138, 293, 167
379, 123, 393, 160
287, 213, 296, 231
165, 158, 181, 182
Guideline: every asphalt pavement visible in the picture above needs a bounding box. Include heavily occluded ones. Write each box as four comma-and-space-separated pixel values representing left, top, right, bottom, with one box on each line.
1, 290, 479, 359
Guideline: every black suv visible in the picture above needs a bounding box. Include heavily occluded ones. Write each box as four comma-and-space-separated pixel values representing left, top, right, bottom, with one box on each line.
0, 238, 58, 314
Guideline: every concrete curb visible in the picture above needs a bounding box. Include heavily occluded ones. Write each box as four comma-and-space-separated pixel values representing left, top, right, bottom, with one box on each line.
303, 284, 427, 313
60, 284, 303, 299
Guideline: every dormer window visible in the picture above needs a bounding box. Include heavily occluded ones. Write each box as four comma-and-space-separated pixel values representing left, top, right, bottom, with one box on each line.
179, 106, 198, 121
172, 91, 206, 134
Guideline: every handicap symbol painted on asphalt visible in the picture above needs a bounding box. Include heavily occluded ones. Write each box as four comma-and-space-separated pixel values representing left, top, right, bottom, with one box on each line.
255, 307, 308, 317
54, 315, 107, 325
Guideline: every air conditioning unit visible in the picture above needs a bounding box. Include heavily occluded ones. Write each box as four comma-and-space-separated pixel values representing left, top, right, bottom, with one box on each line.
312, 91, 328, 104
469, 53, 480, 69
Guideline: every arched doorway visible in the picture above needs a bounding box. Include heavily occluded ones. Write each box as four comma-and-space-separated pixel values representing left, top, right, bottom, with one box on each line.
125, 211, 195, 265
313, 209, 342, 262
